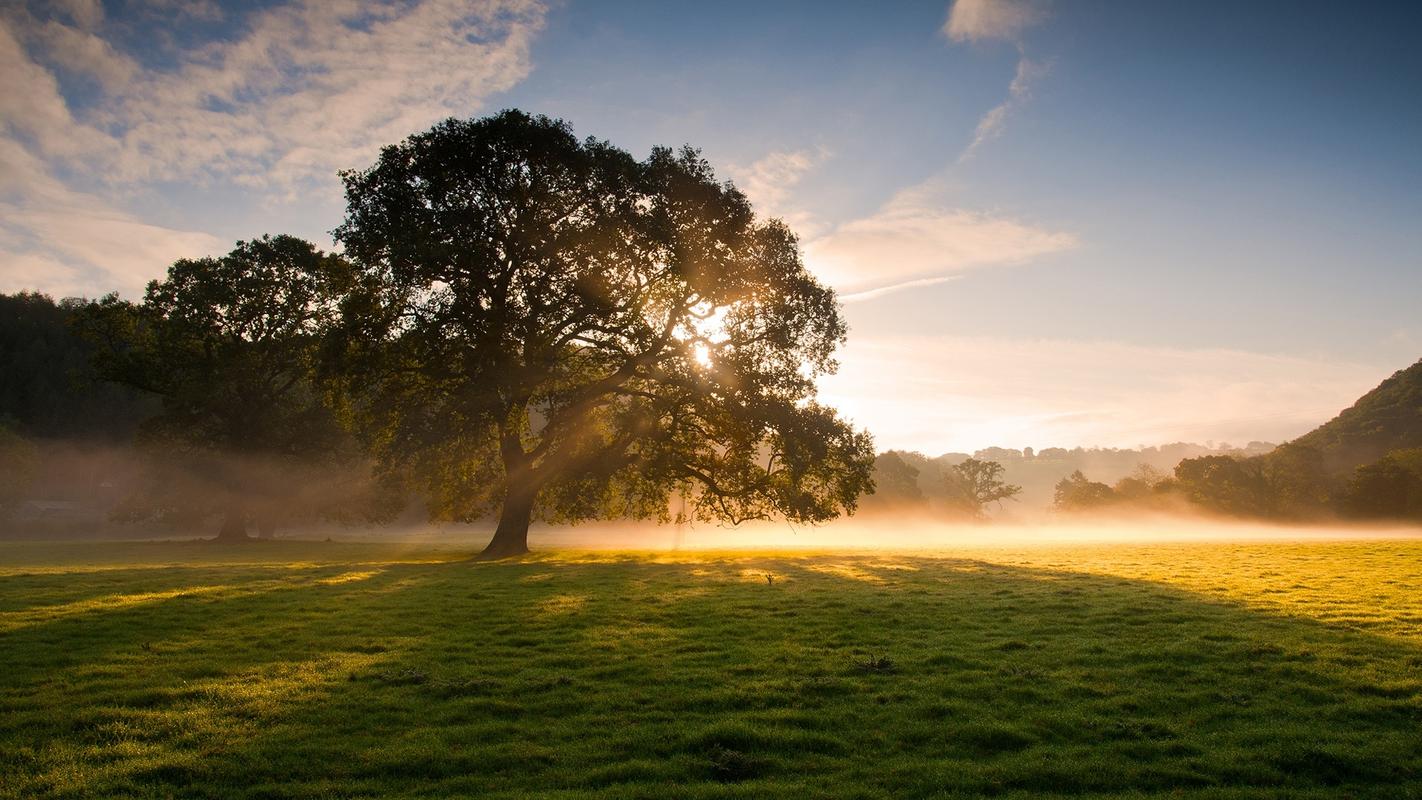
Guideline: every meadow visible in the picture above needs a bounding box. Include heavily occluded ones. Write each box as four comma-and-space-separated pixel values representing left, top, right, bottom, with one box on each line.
2, 535, 1421, 798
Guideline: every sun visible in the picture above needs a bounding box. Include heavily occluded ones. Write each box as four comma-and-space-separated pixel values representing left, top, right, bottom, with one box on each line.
693, 341, 713, 368
678, 301, 732, 369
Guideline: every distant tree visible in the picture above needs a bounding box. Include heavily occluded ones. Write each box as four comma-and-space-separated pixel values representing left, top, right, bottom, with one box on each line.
1338, 448, 1422, 521
1172, 455, 1273, 517
1054, 470, 1116, 511
865, 451, 924, 507
1112, 463, 1166, 501
331, 110, 873, 558
0, 292, 155, 439
1257, 443, 1333, 518
943, 458, 1020, 519
77, 235, 381, 540
0, 424, 37, 514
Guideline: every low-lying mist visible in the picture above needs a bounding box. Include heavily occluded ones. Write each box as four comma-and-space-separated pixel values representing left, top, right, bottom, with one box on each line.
5, 438, 1417, 549
359, 511, 1421, 553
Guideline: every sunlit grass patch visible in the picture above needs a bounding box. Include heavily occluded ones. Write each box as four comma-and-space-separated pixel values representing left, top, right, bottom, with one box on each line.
536, 593, 588, 616
314, 569, 384, 585
802, 561, 889, 583
1, 537, 1420, 798
0, 584, 236, 633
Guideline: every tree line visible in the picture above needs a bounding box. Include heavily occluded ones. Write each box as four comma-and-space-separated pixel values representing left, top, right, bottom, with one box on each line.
1053, 444, 1422, 523
861, 378, 1422, 524
1052, 360, 1422, 523
3, 111, 876, 557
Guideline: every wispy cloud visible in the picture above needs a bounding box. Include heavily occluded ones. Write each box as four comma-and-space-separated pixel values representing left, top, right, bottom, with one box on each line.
959, 54, 1047, 162
803, 180, 1077, 298
0, 0, 548, 298
0, 21, 115, 160
726, 147, 830, 236
942, 0, 1046, 43
942, 0, 1051, 162
92, 0, 547, 191
0, 139, 224, 298
820, 334, 1391, 454
719, 6, 1070, 303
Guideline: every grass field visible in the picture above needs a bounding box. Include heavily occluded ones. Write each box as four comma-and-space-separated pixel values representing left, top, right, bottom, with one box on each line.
2, 536, 1421, 798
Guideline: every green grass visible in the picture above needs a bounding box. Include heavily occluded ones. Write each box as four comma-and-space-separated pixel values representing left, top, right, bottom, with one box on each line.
2, 537, 1421, 798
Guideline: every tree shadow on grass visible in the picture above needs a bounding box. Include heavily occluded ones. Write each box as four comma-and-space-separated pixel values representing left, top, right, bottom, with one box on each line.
2, 552, 1420, 798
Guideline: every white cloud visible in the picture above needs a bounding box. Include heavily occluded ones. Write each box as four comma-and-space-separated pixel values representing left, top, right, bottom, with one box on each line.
943, 0, 1046, 43
803, 180, 1076, 296
728, 149, 823, 210
726, 148, 1073, 300
96, 0, 547, 192
0, 140, 224, 298
0, 0, 548, 298
819, 335, 1391, 454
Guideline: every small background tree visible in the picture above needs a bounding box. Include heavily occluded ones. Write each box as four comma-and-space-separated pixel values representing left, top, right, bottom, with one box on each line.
1053, 470, 1115, 512
943, 458, 1020, 519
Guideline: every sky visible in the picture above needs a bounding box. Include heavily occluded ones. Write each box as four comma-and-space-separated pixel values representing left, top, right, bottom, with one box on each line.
2, 0, 1420, 454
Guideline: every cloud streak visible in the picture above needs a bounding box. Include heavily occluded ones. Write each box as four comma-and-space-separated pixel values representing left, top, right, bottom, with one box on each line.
959, 54, 1047, 162
942, 0, 1051, 162
804, 180, 1077, 298
838, 276, 961, 304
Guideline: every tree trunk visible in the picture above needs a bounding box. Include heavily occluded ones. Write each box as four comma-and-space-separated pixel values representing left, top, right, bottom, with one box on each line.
214, 506, 251, 542
477, 487, 533, 560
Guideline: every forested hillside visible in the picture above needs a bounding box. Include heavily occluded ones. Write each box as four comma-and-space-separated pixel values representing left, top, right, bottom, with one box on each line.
1290, 359, 1422, 474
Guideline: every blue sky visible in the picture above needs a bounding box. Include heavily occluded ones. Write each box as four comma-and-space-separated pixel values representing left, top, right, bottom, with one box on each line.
2, 0, 1419, 452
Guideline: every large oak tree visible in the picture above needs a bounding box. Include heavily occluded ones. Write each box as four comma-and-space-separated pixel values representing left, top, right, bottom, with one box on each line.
333, 110, 873, 558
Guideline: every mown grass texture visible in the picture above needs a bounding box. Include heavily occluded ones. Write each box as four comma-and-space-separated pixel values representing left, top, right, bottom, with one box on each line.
1, 538, 1420, 798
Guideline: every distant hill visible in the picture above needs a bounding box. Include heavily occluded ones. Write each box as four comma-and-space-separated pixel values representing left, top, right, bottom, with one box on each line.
1289, 358, 1422, 474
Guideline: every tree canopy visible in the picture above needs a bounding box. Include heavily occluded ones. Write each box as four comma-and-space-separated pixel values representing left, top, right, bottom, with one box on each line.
331, 110, 873, 557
